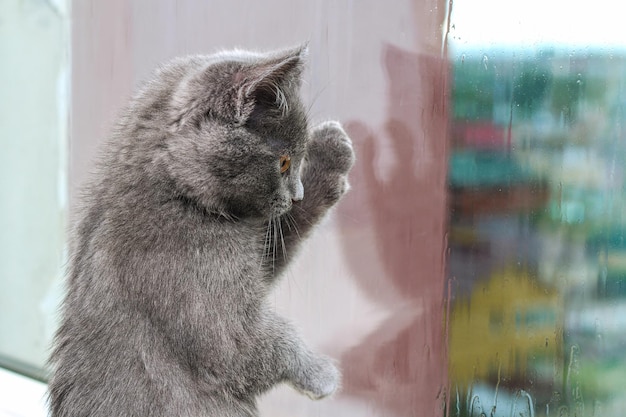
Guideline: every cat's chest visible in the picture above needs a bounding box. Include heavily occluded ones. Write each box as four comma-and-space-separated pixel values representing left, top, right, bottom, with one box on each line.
188, 220, 267, 268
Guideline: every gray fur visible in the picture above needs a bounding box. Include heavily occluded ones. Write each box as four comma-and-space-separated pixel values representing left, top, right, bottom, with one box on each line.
48, 45, 355, 417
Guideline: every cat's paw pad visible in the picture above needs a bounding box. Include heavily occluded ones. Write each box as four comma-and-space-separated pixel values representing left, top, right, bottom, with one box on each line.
294, 356, 341, 400
309, 121, 355, 174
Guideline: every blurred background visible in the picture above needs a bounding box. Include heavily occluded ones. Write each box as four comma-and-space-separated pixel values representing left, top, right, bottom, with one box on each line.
1, 0, 625, 416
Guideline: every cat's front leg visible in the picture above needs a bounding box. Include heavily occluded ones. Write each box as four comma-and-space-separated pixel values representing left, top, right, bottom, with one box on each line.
287, 351, 341, 400
267, 315, 341, 400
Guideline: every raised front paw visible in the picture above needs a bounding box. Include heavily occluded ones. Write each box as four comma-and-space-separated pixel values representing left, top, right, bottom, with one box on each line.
308, 121, 355, 175
291, 354, 341, 400
303, 121, 355, 207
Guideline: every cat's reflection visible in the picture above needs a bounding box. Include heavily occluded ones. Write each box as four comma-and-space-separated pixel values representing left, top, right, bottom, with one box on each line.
338, 44, 449, 416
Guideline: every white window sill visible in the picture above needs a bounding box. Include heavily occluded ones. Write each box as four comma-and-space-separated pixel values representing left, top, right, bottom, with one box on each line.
0, 368, 48, 417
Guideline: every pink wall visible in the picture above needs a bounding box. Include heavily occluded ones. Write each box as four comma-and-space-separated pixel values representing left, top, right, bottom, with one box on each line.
71, 1, 449, 415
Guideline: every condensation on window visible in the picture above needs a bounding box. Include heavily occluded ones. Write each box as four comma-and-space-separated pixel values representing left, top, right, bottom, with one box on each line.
447, 0, 626, 415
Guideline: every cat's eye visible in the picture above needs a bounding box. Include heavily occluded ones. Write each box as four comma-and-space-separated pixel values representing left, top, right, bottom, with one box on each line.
279, 155, 291, 173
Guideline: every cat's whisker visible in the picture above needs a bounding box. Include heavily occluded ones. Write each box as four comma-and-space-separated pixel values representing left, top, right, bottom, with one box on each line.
290, 204, 314, 228
304, 84, 329, 122
262, 218, 272, 266
272, 217, 277, 272
283, 214, 292, 232
283, 213, 299, 240
217, 208, 234, 222
260, 218, 271, 268
268, 219, 274, 262
278, 216, 287, 263
286, 213, 301, 239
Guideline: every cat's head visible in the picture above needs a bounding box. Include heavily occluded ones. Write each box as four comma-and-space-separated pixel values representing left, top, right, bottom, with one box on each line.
140, 45, 310, 219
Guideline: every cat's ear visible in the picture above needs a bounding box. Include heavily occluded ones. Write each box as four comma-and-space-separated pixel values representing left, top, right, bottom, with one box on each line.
169, 45, 307, 130
234, 44, 308, 124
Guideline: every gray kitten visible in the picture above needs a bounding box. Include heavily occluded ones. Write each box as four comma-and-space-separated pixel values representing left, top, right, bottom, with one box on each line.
48, 45, 354, 417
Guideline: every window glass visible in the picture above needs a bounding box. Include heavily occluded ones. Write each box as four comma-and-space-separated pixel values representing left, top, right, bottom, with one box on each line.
66, 2, 449, 417
448, 0, 626, 415
4, 1, 626, 417
0, 0, 69, 377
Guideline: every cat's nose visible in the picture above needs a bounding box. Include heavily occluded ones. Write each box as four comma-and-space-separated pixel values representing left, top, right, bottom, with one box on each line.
292, 179, 304, 202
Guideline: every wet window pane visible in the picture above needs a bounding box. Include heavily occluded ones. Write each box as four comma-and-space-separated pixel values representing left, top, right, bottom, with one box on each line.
3, 1, 626, 417
448, 0, 626, 415
0, 0, 68, 378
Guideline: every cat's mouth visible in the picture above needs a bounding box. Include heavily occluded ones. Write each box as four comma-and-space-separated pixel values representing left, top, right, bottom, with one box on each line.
270, 204, 292, 218
268, 195, 293, 218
